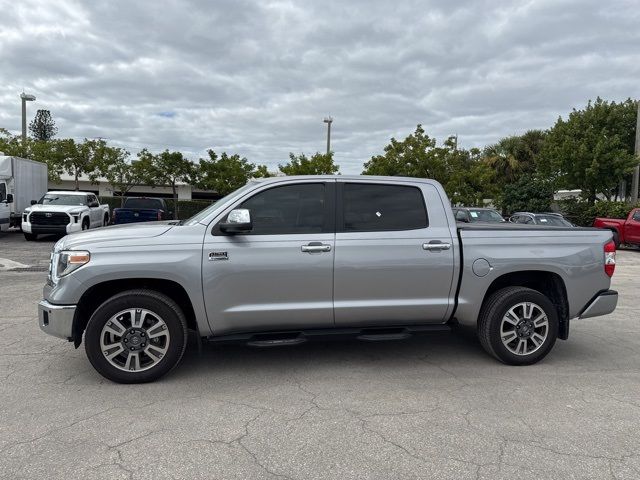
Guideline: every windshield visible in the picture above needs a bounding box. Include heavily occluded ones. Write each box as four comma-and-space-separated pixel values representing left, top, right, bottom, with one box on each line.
182, 182, 258, 226
124, 198, 164, 210
39, 194, 87, 206
468, 209, 504, 223
535, 215, 572, 227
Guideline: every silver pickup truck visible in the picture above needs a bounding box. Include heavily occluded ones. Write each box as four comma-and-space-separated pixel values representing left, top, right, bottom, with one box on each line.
38, 176, 618, 383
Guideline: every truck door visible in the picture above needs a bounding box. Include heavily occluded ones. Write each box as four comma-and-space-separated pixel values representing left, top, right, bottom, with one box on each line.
624, 209, 640, 245
0, 182, 9, 231
87, 194, 100, 227
202, 181, 336, 335
333, 180, 455, 326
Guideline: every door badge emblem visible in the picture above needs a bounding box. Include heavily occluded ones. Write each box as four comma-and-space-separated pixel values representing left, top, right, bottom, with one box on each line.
209, 251, 229, 261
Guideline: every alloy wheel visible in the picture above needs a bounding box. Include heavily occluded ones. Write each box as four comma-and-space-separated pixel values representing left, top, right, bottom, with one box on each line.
99, 308, 170, 372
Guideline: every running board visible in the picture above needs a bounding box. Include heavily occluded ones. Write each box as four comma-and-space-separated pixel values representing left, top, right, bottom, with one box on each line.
207, 324, 451, 346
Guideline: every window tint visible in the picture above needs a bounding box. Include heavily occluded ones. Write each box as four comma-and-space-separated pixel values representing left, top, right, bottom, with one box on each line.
125, 198, 164, 210
237, 183, 326, 235
342, 183, 427, 232
632, 211, 640, 222
0, 183, 6, 202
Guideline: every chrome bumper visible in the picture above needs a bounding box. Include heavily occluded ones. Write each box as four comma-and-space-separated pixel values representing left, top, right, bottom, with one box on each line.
38, 300, 76, 340
578, 290, 618, 319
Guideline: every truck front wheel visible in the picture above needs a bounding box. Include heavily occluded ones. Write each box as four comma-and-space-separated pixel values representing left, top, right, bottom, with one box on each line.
478, 286, 559, 365
84, 290, 188, 383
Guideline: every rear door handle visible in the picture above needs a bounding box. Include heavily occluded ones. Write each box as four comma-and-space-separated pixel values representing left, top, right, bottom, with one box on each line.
301, 242, 332, 253
422, 241, 451, 251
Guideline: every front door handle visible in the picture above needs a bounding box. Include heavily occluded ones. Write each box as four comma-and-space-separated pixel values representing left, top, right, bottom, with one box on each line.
301, 242, 332, 253
422, 241, 451, 251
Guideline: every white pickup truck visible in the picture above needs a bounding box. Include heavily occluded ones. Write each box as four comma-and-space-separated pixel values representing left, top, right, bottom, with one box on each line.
22, 191, 110, 240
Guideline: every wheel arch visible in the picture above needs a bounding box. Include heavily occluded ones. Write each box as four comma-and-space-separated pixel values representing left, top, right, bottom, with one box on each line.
480, 270, 569, 340
72, 278, 199, 347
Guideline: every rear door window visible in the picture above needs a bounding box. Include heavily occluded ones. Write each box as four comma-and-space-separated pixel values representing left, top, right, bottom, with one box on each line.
341, 183, 428, 232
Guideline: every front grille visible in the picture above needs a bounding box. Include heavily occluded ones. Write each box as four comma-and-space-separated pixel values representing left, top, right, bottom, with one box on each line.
30, 212, 70, 226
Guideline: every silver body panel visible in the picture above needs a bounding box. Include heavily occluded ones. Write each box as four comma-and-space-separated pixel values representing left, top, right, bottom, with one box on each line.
38, 300, 76, 339
38, 175, 616, 341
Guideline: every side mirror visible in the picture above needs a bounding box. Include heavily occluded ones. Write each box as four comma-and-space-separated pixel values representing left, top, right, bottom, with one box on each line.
219, 209, 252, 234
6, 194, 13, 203
30, 199, 37, 205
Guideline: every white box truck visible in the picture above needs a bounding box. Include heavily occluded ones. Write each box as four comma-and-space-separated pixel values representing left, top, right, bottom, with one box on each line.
0, 155, 48, 232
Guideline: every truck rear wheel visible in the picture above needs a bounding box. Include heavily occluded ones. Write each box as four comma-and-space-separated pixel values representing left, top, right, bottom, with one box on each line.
478, 287, 558, 365
84, 290, 188, 383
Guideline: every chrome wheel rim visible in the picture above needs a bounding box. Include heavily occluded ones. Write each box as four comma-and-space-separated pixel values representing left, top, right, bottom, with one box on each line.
99, 308, 170, 372
500, 302, 549, 356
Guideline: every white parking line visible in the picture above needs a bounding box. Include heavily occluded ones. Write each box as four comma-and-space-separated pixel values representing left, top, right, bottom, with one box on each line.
0, 258, 31, 271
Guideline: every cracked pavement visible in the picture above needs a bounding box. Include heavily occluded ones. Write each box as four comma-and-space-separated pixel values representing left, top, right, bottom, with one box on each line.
1, 230, 639, 479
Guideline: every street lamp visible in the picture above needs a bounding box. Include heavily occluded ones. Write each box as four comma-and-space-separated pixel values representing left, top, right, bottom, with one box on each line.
323, 116, 333, 155
20, 92, 36, 142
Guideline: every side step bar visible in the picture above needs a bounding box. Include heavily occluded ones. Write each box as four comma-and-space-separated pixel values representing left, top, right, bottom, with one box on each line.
207, 324, 451, 347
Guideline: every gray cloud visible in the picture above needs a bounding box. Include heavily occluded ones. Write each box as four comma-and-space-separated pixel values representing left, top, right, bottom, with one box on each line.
1, 0, 639, 173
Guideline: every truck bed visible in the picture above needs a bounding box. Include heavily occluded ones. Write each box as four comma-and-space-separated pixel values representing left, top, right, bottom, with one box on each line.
454, 223, 614, 328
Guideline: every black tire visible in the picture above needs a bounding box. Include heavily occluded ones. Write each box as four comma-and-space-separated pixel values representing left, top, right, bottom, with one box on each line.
84, 290, 188, 383
82, 218, 90, 231
612, 230, 620, 249
24, 233, 37, 241
478, 286, 559, 365
103, 213, 110, 226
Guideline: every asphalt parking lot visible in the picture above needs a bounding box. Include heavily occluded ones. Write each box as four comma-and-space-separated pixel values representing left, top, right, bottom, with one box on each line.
1, 229, 639, 479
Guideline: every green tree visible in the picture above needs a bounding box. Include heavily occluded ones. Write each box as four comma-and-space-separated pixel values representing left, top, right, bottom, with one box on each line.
363, 125, 496, 205
363, 125, 445, 179
539, 98, 637, 203
482, 129, 546, 183
92, 146, 145, 206
499, 175, 553, 214
0, 133, 67, 182
279, 152, 339, 175
137, 149, 196, 218
29, 110, 58, 141
57, 138, 106, 190
196, 150, 271, 196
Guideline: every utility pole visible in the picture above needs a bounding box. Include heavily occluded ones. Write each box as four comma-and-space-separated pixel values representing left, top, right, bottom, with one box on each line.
323, 116, 333, 155
632, 100, 640, 204
20, 92, 36, 142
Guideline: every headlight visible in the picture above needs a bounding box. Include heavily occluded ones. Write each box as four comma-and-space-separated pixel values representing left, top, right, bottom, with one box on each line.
51, 250, 91, 282
68, 210, 82, 216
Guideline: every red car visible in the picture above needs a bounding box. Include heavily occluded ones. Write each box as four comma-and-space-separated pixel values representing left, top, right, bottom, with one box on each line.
593, 208, 640, 247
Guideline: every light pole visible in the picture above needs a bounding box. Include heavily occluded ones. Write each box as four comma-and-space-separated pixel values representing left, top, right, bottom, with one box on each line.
20, 92, 36, 142
323, 116, 333, 155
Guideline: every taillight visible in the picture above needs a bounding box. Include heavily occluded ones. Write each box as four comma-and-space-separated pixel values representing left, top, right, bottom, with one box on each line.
604, 240, 616, 277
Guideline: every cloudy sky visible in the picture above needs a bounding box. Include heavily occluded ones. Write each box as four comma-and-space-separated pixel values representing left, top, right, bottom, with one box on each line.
1, 0, 639, 173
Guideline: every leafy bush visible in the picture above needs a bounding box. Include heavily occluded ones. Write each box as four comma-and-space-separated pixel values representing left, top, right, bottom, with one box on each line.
99, 196, 213, 220
499, 175, 553, 214
556, 199, 640, 226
